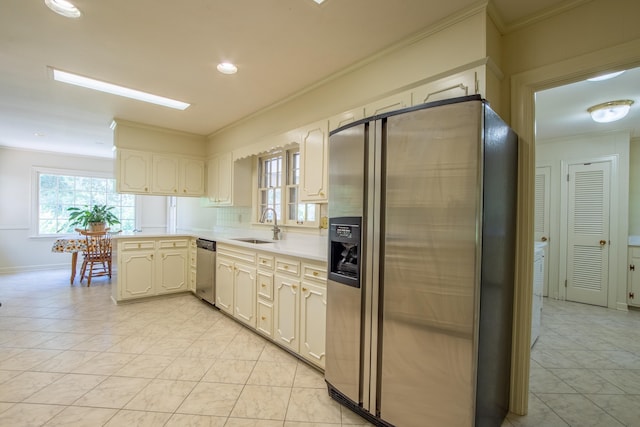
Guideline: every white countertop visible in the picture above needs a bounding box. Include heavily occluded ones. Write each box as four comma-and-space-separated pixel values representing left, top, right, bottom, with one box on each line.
629, 236, 640, 246
113, 228, 328, 262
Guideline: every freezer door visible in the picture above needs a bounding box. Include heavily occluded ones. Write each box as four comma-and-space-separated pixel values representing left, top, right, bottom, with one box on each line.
379, 100, 483, 427
325, 122, 366, 404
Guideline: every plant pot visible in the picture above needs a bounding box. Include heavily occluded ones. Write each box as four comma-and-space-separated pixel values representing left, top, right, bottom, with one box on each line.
89, 222, 106, 232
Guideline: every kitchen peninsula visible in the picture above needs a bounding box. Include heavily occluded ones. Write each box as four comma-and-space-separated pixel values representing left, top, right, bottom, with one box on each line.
112, 230, 328, 369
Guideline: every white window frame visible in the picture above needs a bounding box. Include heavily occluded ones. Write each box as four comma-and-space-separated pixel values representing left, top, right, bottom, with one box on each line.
31, 167, 139, 237
256, 148, 319, 228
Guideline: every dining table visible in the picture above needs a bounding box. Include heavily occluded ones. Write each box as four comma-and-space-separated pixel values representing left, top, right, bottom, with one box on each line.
51, 237, 87, 284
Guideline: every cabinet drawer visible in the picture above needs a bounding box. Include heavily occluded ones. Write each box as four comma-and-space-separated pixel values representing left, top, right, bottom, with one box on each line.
258, 271, 274, 301
276, 258, 300, 276
121, 240, 155, 251
257, 253, 275, 269
257, 300, 273, 338
158, 239, 189, 249
302, 263, 327, 282
631, 247, 640, 257
217, 244, 257, 264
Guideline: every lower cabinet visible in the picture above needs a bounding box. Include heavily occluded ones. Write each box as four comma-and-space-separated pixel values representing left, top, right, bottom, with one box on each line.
215, 245, 257, 328
215, 244, 327, 369
117, 238, 189, 301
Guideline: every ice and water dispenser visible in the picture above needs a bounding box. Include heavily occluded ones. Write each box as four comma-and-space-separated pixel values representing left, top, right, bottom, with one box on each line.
328, 217, 361, 288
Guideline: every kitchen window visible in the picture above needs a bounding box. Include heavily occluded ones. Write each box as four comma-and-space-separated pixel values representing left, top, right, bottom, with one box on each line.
35, 168, 137, 235
257, 148, 318, 227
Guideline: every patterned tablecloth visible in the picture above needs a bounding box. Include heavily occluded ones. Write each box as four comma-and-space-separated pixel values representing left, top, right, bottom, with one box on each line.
51, 238, 87, 253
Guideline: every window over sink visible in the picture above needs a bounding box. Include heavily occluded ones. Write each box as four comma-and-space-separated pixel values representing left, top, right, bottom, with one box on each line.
257, 147, 318, 227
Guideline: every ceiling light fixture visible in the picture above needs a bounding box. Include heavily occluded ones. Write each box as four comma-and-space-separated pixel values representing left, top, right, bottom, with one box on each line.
217, 62, 238, 75
44, 0, 81, 18
587, 100, 634, 123
587, 71, 625, 82
313, 0, 326, 4
50, 68, 190, 110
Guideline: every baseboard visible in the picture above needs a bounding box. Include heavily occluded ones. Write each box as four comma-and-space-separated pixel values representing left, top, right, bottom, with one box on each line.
0, 264, 68, 275
616, 301, 628, 312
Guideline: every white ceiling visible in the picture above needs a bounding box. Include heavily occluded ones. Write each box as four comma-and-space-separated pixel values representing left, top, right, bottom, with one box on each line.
535, 66, 640, 141
3, 0, 631, 159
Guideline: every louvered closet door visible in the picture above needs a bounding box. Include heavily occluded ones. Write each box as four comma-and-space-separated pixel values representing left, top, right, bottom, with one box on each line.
566, 161, 610, 307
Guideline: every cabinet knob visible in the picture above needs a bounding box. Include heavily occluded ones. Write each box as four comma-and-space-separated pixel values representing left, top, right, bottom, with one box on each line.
174, 189, 177, 193
313, 271, 318, 277
145, 187, 148, 192
541, 236, 548, 242
261, 316, 266, 320
284, 265, 288, 270
261, 283, 266, 288
302, 287, 308, 292
173, 242, 176, 247
292, 284, 297, 290
262, 260, 266, 264
150, 254, 154, 259
600, 240, 607, 246
183, 189, 187, 193
320, 191, 325, 196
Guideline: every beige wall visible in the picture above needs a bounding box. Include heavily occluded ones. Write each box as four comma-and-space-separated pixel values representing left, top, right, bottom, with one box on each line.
114, 119, 206, 157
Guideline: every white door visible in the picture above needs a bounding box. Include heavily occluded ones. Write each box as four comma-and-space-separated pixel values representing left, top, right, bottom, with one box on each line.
566, 161, 610, 306
535, 166, 551, 296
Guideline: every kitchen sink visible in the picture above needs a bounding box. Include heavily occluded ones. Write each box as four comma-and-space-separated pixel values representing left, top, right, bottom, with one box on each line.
231, 237, 273, 244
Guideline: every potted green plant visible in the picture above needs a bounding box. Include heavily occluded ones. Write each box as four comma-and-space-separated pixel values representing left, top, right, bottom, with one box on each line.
67, 204, 120, 232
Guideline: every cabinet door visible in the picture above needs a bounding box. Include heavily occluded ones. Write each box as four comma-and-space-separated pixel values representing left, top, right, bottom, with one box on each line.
181, 158, 205, 196
329, 108, 365, 132
157, 249, 188, 294
300, 280, 327, 368
257, 300, 273, 338
410, 66, 484, 106
299, 121, 328, 202
257, 271, 273, 301
207, 153, 233, 205
363, 91, 411, 116
189, 239, 197, 293
216, 256, 235, 315
274, 275, 300, 353
234, 263, 257, 327
152, 155, 179, 194
119, 250, 155, 299
117, 150, 151, 194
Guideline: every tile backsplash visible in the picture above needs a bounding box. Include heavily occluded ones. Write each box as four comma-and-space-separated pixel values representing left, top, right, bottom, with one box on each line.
216, 207, 252, 227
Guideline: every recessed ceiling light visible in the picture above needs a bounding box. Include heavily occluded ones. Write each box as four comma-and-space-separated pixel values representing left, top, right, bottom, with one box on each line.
217, 62, 238, 75
50, 68, 190, 110
313, 0, 326, 4
587, 71, 625, 82
44, 0, 81, 18
587, 100, 634, 123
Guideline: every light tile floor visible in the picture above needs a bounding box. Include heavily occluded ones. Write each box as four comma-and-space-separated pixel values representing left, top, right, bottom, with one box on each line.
0, 269, 638, 426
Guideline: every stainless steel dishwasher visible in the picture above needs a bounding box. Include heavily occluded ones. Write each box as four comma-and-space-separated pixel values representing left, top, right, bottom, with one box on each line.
195, 238, 216, 305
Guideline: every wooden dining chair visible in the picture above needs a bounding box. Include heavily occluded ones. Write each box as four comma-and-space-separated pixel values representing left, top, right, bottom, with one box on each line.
77, 229, 113, 286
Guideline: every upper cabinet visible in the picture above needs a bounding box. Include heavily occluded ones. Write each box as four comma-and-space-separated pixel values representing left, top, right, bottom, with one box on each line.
363, 91, 411, 117
299, 120, 329, 203
329, 108, 365, 132
411, 66, 485, 107
206, 153, 252, 206
117, 148, 205, 197
118, 149, 151, 194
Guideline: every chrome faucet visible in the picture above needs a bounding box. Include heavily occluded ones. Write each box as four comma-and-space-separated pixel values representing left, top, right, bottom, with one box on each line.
260, 208, 281, 240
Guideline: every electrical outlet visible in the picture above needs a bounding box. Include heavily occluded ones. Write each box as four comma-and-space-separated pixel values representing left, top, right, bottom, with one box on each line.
320, 216, 328, 229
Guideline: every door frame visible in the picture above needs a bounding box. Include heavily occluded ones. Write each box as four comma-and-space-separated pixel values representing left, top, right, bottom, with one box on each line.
558, 156, 618, 304
510, 39, 640, 415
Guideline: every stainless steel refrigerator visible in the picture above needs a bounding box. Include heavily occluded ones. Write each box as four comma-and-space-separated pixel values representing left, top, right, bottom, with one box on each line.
325, 95, 518, 427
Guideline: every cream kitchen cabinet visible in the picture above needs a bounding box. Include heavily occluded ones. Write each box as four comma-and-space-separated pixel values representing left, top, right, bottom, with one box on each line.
206, 153, 252, 206
118, 149, 205, 196
115, 237, 190, 301
274, 269, 301, 354
329, 108, 365, 132
156, 239, 189, 294
215, 244, 257, 327
117, 149, 151, 193
118, 240, 156, 299
410, 66, 485, 106
256, 253, 275, 338
188, 238, 197, 293
299, 120, 329, 202
363, 91, 411, 116
299, 263, 327, 368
